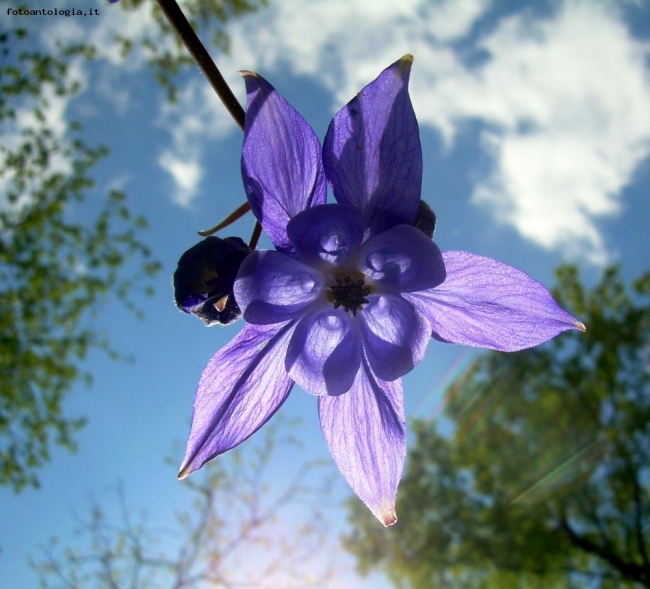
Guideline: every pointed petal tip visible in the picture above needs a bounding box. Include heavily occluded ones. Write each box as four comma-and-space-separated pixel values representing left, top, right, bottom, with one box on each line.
177, 463, 192, 480
239, 69, 257, 78
395, 54, 414, 76
576, 321, 586, 332
379, 507, 398, 527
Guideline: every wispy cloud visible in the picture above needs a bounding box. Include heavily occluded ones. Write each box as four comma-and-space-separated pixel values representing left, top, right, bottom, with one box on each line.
426, 0, 490, 42
39, 1, 206, 205
224, 0, 650, 264
158, 150, 203, 208
418, 2, 650, 264
156, 79, 238, 207
29, 0, 650, 260
224, 0, 491, 107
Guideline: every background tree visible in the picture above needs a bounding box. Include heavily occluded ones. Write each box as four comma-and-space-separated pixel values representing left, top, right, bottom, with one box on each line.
0, 0, 268, 491
30, 421, 339, 589
0, 25, 159, 492
344, 264, 650, 588
117, 0, 268, 101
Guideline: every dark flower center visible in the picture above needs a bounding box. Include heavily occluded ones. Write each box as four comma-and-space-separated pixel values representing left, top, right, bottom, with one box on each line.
326, 269, 375, 316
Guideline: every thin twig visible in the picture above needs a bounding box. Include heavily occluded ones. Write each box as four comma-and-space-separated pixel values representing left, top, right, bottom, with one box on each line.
248, 222, 262, 250
155, 0, 263, 248
154, 0, 246, 130
198, 201, 251, 237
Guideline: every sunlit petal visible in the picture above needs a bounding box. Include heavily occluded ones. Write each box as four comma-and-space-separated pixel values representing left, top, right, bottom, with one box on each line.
319, 357, 405, 526
179, 322, 295, 477
404, 252, 585, 351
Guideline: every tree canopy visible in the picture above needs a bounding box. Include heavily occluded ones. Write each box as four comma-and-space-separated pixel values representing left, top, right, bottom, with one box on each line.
0, 0, 266, 491
345, 264, 650, 588
116, 0, 268, 101
30, 421, 338, 588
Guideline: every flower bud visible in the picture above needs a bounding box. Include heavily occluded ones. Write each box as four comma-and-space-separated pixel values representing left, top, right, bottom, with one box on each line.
414, 200, 436, 238
173, 236, 250, 326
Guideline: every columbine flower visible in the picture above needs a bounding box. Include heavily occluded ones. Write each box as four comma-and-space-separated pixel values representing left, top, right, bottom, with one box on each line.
179, 56, 584, 526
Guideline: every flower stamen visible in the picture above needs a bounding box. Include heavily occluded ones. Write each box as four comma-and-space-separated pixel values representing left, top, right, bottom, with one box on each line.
326, 270, 375, 316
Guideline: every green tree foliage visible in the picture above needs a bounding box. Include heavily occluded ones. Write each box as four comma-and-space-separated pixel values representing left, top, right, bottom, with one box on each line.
0, 0, 268, 492
0, 26, 159, 491
117, 0, 268, 101
30, 422, 338, 588
344, 265, 650, 588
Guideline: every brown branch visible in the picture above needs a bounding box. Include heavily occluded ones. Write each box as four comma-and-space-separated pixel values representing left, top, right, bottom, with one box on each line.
559, 516, 650, 587
154, 0, 246, 131
248, 221, 262, 250
632, 464, 650, 572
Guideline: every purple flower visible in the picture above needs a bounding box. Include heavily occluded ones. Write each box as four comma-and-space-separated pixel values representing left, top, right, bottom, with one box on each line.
179, 56, 584, 526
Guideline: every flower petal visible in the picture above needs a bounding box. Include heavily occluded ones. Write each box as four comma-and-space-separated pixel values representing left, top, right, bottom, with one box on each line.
285, 309, 361, 396
403, 251, 586, 352
241, 72, 327, 251
235, 250, 325, 324
322, 55, 422, 234
360, 224, 446, 293
179, 322, 295, 478
360, 295, 430, 381
287, 204, 365, 267
318, 356, 405, 526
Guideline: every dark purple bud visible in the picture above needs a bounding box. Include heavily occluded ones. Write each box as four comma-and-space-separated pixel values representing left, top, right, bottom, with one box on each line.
414, 200, 436, 238
173, 236, 251, 326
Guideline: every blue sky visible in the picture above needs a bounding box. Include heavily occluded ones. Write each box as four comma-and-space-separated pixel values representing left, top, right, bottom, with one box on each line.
2, 0, 650, 586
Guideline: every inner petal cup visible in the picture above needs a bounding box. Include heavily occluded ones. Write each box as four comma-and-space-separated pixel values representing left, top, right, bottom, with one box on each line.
360, 224, 446, 293
360, 295, 430, 381
235, 250, 325, 325
285, 309, 361, 396
287, 204, 365, 267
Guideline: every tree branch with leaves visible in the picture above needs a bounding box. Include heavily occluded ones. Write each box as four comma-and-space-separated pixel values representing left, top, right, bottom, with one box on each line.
30, 421, 341, 588
345, 264, 650, 589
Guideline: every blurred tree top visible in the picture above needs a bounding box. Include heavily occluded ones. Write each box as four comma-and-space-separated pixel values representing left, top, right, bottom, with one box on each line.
118, 0, 268, 101
344, 264, 650, 589
0, 0, 266, 491
30, 421, 339, 588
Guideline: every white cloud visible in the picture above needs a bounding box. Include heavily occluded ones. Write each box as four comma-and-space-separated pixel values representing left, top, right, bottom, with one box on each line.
91, 1, 163, 70
40, 1, 218, 207
427, 0, 490, 42
419, 2, 650, 264
222, 0, 650, 264
42, 1, 166, 111
158, 150, 203, 208
156, 78, 239, 207
224, 0, 490, 109
28, 0, 650, 261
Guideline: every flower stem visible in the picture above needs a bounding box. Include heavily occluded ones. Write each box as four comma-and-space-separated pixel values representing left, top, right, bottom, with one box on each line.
248, 221, 262, 250
155, 0, 262, 248
154, 0, 245, 130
